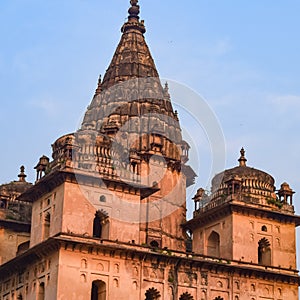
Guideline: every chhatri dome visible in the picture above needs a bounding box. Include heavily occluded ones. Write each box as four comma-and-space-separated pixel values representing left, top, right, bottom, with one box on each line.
211, 148, 275, 198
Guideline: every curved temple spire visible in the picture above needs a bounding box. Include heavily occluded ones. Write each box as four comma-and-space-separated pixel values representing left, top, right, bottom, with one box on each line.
98, 0, 157, 90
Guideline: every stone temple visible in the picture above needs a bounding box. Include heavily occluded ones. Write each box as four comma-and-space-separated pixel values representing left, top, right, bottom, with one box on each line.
0, 1, 299, 299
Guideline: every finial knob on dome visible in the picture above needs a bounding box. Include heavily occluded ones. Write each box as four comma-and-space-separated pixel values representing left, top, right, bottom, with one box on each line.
95, 74, 102, 95
164, 82, 169, 92
163, 82, 170, 100
130, 0, 138, 6
18, 165, 27, 182
128, 0, 140, 19
122, 0, 145, 34
238, 147, 247, 167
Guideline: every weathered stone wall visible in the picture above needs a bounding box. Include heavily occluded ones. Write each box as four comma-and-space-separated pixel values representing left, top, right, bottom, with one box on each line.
0, 228, 29, 264
232, 213, 296, 268
0, 252, 58, 300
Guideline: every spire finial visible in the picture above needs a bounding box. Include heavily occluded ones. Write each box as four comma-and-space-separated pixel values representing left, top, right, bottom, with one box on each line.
122, 0, 145, 34
238, 147, 247, 167
164, 82, 171, 101
18, 165, 27, 182
164, 82, 169, 92
95, 74, 102, 95
128, 0, 140, 20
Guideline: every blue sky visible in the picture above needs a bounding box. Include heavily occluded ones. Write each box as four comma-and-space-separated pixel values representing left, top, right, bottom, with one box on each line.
1, 0, 300, 261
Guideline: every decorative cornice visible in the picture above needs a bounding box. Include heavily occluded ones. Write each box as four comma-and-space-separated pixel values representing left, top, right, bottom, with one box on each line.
184, 201, 300, 230
0, 233, 298, 285
17, 168, 160, 203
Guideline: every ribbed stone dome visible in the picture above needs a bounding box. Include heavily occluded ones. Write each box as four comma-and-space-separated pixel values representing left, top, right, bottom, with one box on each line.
212, 165, 275, 193
211, 148, 275, 198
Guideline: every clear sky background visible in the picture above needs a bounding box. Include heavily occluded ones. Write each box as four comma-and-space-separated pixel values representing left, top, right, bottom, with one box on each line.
1, 0, 300, 263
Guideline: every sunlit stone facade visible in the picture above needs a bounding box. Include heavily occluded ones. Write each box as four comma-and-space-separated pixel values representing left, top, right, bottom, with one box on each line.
0, 1, 299, 299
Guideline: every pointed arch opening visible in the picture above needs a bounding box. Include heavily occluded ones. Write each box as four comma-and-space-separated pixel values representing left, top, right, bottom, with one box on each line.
93, 210, 109, 238
37, 282, 45, 300
93, 214, 102, 238
145, 287, 161, 300
91, 280, 106, 300
207, 231, 220, 257
261, 225, 267, 232
150, 240, 159, 248
258, 237, 271, 265
43, 212, 50, 240
179, 292, 194, 300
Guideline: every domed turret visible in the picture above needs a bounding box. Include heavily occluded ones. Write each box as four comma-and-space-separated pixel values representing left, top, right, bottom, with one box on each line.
0, 166, 32, 222
211, 148, 276, 202
191, 148, 297, 216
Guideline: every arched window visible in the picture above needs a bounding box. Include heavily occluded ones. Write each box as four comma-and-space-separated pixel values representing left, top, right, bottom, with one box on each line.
113, 278, 119, 288
186, 230, 193, 252
179, 292, 194, 300
93, 213, 103, 238
93, 210, 109, 238
261, 225, 267, 232
150, 240, 159, 248
43, 213, 50, 240
38, 282, 45, 300
214, 297, 224, 300
258, 238, 271, 265
145, 288, 161, 300
91, 280, 106, 300
81, 259, 87, 269
0, 199, 7, 209
207, 231, 220, 257
80, 274, 86, 283
99, 195, 106, 203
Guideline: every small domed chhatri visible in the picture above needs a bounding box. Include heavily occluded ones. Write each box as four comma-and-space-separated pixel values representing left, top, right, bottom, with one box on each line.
0, 166, 32, 222
212, 148, 276, 198
185, 148, 299, 288
193, 148, 295, 215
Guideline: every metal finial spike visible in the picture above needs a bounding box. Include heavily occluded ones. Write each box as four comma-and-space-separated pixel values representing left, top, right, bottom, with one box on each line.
238, 147, 247, 167
122, 0, 145, 34
164, 82, 171, 101
95, 75, 103, 95
18, 165, 27, 182
128, 0, 140, 19
240, 147, 245, 157
164, 82, 169, 91
130, 0, 138, 6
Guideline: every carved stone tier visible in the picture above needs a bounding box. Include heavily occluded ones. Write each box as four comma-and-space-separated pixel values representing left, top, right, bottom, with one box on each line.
193, 149, 294, 215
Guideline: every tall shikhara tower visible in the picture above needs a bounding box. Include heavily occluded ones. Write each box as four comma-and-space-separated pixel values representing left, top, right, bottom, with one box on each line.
36, 0, 195, 252
0, 1, 299, 300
